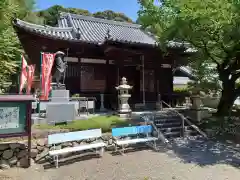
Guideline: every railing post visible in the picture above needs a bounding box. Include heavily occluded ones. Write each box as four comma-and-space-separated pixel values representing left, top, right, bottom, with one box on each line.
181, 114, 185, 137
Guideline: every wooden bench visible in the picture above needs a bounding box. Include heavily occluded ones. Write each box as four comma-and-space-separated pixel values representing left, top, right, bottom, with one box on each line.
112, 125, 158, 154
48, 129, 106, 168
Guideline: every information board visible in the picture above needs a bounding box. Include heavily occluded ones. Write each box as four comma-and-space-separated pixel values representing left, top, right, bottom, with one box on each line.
0, 94, 34, 167
0, 102, 27, 136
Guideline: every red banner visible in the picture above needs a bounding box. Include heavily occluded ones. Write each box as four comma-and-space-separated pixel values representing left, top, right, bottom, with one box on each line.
19, 55, 28, 93
40, 53, 55, 100
26, 64, 35, 94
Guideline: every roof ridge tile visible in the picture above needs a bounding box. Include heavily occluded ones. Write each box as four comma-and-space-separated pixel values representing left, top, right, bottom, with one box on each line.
59, 12, 141, 29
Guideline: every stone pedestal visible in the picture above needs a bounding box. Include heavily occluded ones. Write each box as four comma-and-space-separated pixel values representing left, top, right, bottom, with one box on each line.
191, 95, 202, 110
51, 83, 66, 90
51, 89, 69, 102
46, 89, 76, 124
46, 102, 76, 124
186, 108, 212, 122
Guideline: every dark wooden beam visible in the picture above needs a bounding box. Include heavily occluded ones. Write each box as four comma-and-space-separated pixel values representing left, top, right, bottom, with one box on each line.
78, 57, 82, 92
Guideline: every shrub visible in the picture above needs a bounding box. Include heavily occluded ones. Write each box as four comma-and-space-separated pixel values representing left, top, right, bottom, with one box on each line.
173, 86, 190, 94
72, 93, 80, 98
34, 115, 129, 133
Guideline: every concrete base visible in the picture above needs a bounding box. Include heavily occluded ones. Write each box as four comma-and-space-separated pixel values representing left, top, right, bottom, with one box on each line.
46, 102, 76, 124
51, 89, 69, 99
118, 112, 131, 119
185, 108, 212, 122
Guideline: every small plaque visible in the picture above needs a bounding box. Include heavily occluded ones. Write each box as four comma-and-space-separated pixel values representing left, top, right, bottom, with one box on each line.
0, 107, 20, 129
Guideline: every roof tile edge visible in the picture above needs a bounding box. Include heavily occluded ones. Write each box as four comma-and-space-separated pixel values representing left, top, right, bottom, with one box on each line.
14, 18, 73, 32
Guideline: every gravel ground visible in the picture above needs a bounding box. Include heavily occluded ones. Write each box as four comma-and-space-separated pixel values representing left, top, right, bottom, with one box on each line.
1, 137, 240, 180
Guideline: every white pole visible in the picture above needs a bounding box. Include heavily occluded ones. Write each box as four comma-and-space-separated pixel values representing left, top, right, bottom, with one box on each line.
141, 55, 145, 106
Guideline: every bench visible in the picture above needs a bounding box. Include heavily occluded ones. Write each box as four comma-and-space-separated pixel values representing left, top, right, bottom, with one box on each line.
112, 125, 158, 154
48, 129, 106, 168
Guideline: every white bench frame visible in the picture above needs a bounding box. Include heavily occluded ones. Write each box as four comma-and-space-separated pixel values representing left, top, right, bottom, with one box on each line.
48, 129, 106, 168
112, 126, 158, 154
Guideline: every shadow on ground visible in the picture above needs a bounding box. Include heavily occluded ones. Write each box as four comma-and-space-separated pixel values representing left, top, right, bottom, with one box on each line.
110, 144, 155, 156
43, 153, 101, 169
163, 137, 240, 167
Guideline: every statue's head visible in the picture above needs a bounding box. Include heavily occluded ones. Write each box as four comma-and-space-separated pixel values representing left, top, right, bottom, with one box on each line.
55, 51, 65, 59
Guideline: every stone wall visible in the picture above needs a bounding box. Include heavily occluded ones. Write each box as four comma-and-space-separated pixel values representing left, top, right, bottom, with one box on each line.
0, 134, 113, 170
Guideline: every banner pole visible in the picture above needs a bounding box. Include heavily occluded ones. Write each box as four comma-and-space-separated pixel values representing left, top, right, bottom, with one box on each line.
19, 54, 23, 93
38, 52, 43, 115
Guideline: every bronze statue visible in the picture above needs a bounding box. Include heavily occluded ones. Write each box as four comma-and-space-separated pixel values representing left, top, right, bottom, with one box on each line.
52, 51, 68, 88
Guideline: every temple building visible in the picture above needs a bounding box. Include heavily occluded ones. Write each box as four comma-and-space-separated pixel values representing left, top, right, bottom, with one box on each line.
13, 12, 194, 110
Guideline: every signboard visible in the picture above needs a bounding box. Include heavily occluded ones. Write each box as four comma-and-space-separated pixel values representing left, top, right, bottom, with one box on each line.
0, 95, 34, 138
0, 102, 27, 136
0, 107, 20, 129
0, 95, 34, 168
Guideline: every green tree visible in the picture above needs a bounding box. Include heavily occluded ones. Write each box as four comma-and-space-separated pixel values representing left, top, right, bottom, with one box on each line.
38, 5, 66, 26
93, 10, 133, 23
38, 5, 92, 26
38, 6, 133, 26
0, 0, 41, 89
138, 0, 240, 116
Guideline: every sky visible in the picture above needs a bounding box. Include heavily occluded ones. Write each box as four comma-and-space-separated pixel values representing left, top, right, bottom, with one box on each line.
36, 0, 140, 21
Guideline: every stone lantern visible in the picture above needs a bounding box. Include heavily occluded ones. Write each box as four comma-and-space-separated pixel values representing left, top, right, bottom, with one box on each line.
116, 77, 133, 119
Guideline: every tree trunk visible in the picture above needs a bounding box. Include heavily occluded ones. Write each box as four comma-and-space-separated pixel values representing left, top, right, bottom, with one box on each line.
216, 83, 236, 116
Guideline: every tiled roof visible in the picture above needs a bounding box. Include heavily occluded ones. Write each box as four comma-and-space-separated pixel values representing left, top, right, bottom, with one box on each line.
174, 66, 195, 80
13, 13, 197, 50
13, 19, 95, 44
173, 77, 192, 85
13, 13, 158, 46
58, 12, 157, 45
14, 19, 74, 40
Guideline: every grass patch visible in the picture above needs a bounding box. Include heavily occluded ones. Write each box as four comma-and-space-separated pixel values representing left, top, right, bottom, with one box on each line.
34, 115, 129, 133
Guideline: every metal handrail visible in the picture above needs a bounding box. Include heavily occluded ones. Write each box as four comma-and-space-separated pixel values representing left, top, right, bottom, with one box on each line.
141, 113, 169, 144
161, 100, 208, 139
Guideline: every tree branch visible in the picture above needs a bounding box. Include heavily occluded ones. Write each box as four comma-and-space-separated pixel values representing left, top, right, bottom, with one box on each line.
187, 38, 221, 68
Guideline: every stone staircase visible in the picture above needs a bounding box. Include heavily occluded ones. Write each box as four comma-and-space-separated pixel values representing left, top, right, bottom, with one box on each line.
153, 110, 199, 139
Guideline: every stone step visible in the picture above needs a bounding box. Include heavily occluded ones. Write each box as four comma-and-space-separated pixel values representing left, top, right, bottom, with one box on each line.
184, 129, 199, 136
155, 122, 181, 128
163, 131, 181, 138
154, 118, 182, 123
160, 126, 182, 132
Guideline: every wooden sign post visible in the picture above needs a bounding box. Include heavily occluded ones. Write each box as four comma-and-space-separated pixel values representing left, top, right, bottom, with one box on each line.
0, 95, 34, 167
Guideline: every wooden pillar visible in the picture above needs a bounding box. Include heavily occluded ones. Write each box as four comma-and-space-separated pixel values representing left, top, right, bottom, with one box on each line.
78, 57, 81, 93
154, 67, 159, 97
140, 55, 145, 105
105, 59, 110, 93
104, 59, 110, 109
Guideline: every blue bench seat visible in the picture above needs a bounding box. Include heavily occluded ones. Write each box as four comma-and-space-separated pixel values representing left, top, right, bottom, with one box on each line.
112, 125, 158, 153
115, 137, 158, 146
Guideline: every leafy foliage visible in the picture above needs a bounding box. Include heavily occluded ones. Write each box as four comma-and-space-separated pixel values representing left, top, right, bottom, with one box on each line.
93, 10, 133, 23
138, 0, 240, 115
37, 5, 133, 26
38, 5, 91, 26
173, 86, 189, 94
0, 0, 43, 88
